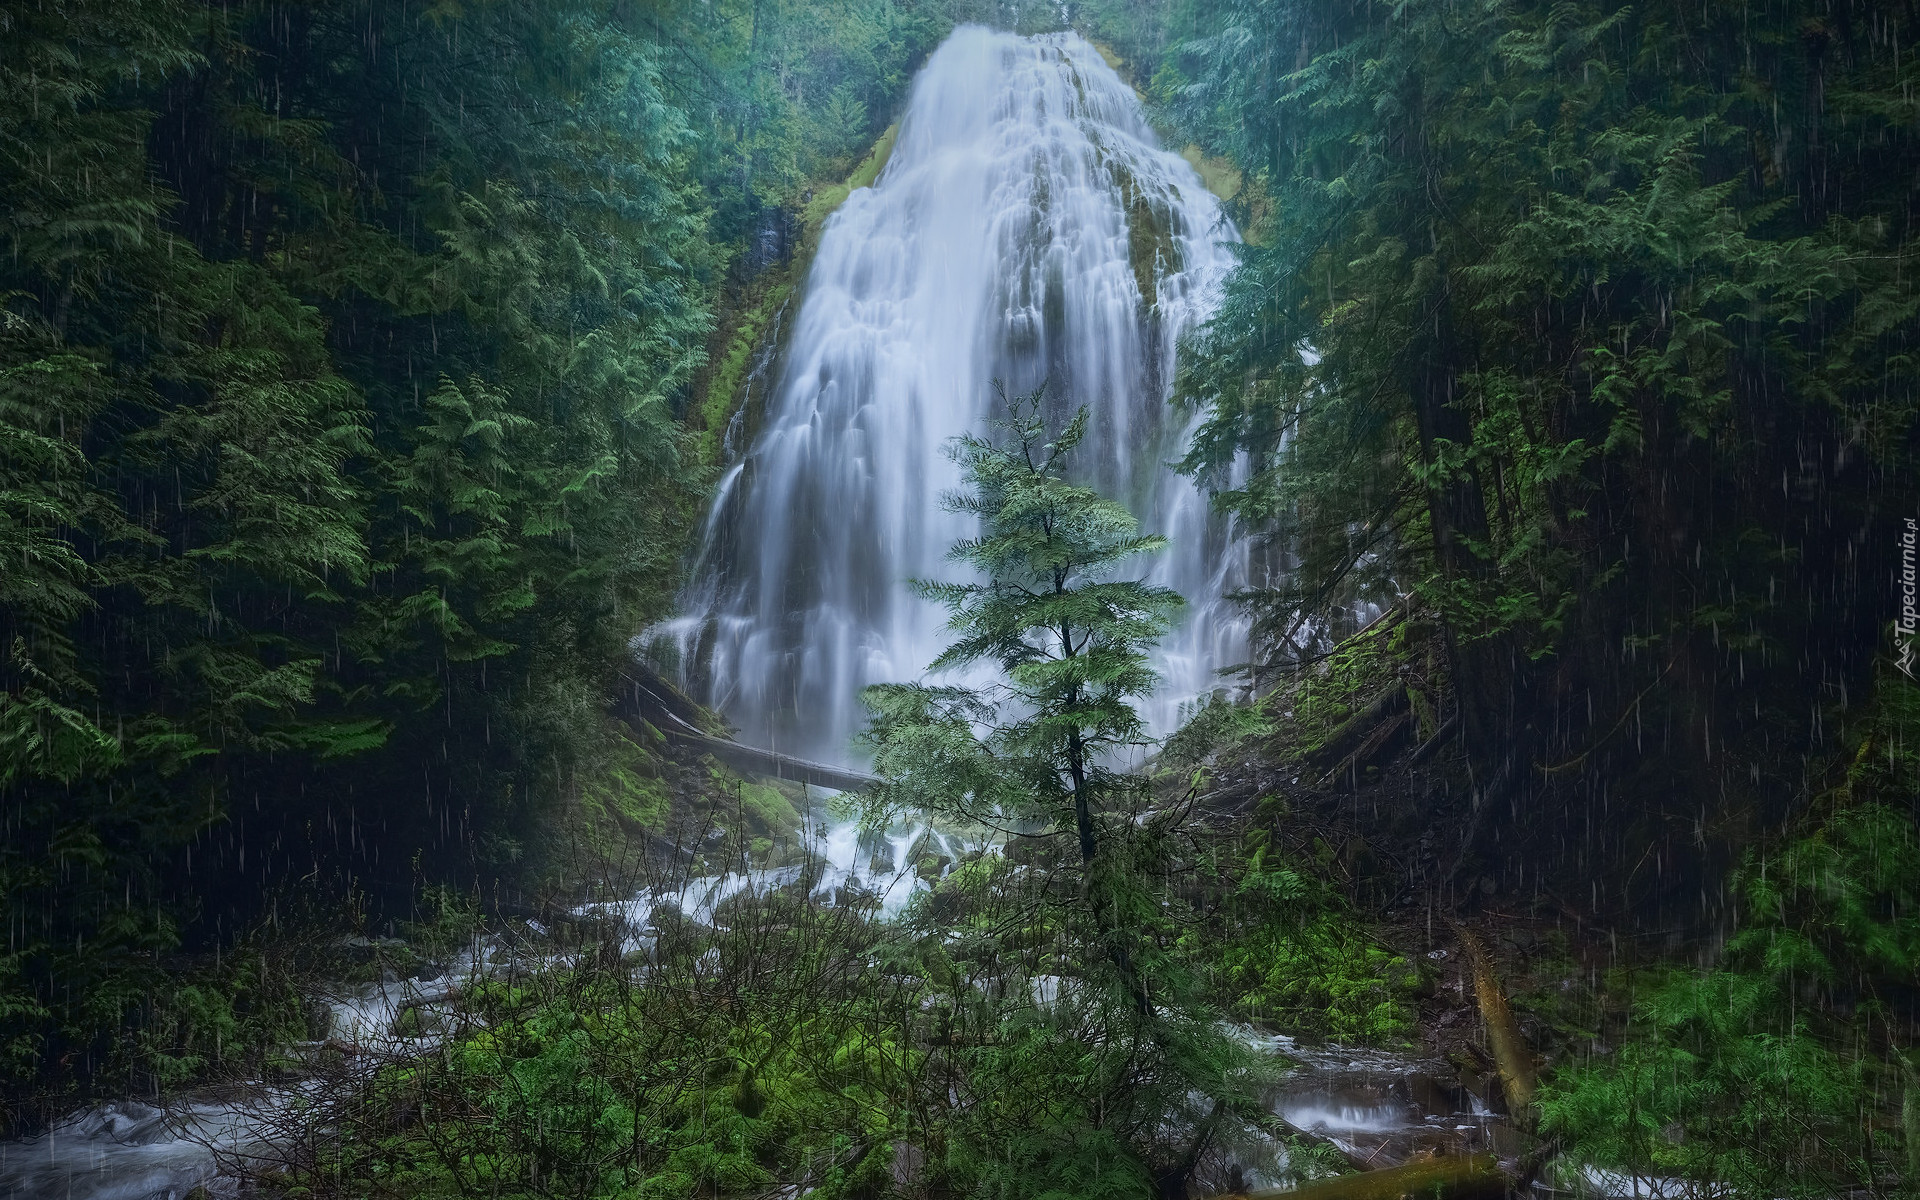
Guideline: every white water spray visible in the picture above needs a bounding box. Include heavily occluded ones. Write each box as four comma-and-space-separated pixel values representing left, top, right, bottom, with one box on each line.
663, 26, 1249, 763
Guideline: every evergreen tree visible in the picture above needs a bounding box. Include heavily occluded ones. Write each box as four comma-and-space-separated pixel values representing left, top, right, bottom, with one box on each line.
863, 386, 1183, 1011
1162, 0, 1920, 906
861, 388, 1249, 1197
0, 0, 959, 1122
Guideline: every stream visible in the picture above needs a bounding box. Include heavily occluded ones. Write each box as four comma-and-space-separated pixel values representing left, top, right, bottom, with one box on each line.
0, 797, 1537, 1200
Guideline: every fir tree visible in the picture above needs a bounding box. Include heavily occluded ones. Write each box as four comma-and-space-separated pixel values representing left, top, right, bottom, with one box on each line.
861, 387, 1253, 1197
863, 386, 1184, 1012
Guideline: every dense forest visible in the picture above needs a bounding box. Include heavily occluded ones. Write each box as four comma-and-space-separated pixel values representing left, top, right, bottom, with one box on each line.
2, 0, 934, 1098
1, 0, 1916, 1197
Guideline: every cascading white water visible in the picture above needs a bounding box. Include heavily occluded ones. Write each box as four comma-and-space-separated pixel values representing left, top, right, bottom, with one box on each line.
663, 26, 1248, 763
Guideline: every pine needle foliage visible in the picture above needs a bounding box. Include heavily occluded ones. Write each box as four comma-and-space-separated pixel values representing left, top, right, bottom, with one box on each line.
1161, 0, 1920, 906
858, 391, 1258, 1197
0, 0, 963, 1121
866, 388, 1184, 864
1539, 665, 1920, 1193
864, 388, 1184, 1008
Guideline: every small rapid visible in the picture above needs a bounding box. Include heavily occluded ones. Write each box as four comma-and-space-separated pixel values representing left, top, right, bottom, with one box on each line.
0, 801, 976, 1200
580, 798, 991, 939
0, 810, 1625, 1199
660, 26, 1249, 764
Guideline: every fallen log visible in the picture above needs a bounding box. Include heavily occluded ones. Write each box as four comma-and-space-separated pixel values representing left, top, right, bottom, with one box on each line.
1238, 1153, 1505, 1200
1405, 714, 1459, 766
1450, 923, 1536, 1119
614, 667, 878, 792
618, 665, 715, 735
665, 727, 877, 793
1304, 685, 1410, 772
1316, 709, 1414, 789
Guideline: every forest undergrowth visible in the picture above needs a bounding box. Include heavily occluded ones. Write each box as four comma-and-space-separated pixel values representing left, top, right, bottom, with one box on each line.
3, 0, 1919, 1195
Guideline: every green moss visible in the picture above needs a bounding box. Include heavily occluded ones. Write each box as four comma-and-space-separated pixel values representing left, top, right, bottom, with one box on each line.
693, 279, 792, 470
1180, 145, 1241, 203
547, 733, 680, 881
739, 782, 802, 835
800, 122, 898, 233
1277, 611, 1429, 765
691, 123, 901, 475
586, 740, 671, 832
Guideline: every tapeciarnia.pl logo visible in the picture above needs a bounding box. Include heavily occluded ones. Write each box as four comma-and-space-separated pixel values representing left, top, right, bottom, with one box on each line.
1901, 516, 1918, 679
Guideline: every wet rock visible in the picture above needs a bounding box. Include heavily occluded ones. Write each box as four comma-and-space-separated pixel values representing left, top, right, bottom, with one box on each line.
856, 824, 893, 859
890, 1139, 924, 1186
391, 1003, 449, 1038
1002, 836, 1047, 866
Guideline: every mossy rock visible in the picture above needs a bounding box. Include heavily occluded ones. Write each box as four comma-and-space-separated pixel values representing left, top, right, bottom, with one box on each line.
391, 1004, 449, 1038
1180, 144, 1242, 203
739, 783, 802, 835
801, 122, 899, 233
691, 122, 904, 476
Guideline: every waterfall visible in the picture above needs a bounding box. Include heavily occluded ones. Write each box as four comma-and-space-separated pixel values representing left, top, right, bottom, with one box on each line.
662, 25, 1248, 764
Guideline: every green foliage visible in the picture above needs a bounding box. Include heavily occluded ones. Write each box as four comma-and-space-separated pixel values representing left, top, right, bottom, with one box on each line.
1208, 831, 1418, 1042
130, 946, 314, 1093
865, 389, 1184, 844
1282, 619, 1403, 758
862, 388, 1188, 1016
0, 0, 973, 1122
277, 858, 1287, 1200
397, 885, 489, 966
0, 0, 377, 1115
1164, 0, 1920, 853
888, 846, 1273, 1200
1540, 674, 1920, 1194
0, 0, 741, 1116
1541, 969, 1875, 1198
1157, 689, 1273, 775
856, 391, 1261, 1192
290, 897, 919, 1200
646, 0, 936, 229
800, 123, 902, 232
694, 279, 793, 470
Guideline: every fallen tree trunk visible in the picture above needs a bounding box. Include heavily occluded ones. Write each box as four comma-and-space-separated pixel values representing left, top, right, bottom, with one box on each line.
1304, 685, 1410, 772
612, 667, 878, 792
1406, 714, 1460, 765
1238, 1153, 1505, 1200
618, 665, 715, 735
653, 722, 878, 793
1451, 923, 1536, 1119
1317, 709, 1414, 789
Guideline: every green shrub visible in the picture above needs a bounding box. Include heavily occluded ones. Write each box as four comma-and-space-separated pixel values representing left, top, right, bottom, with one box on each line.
1539, 969, 1877, 1198
1211, 832, 1418, 1042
